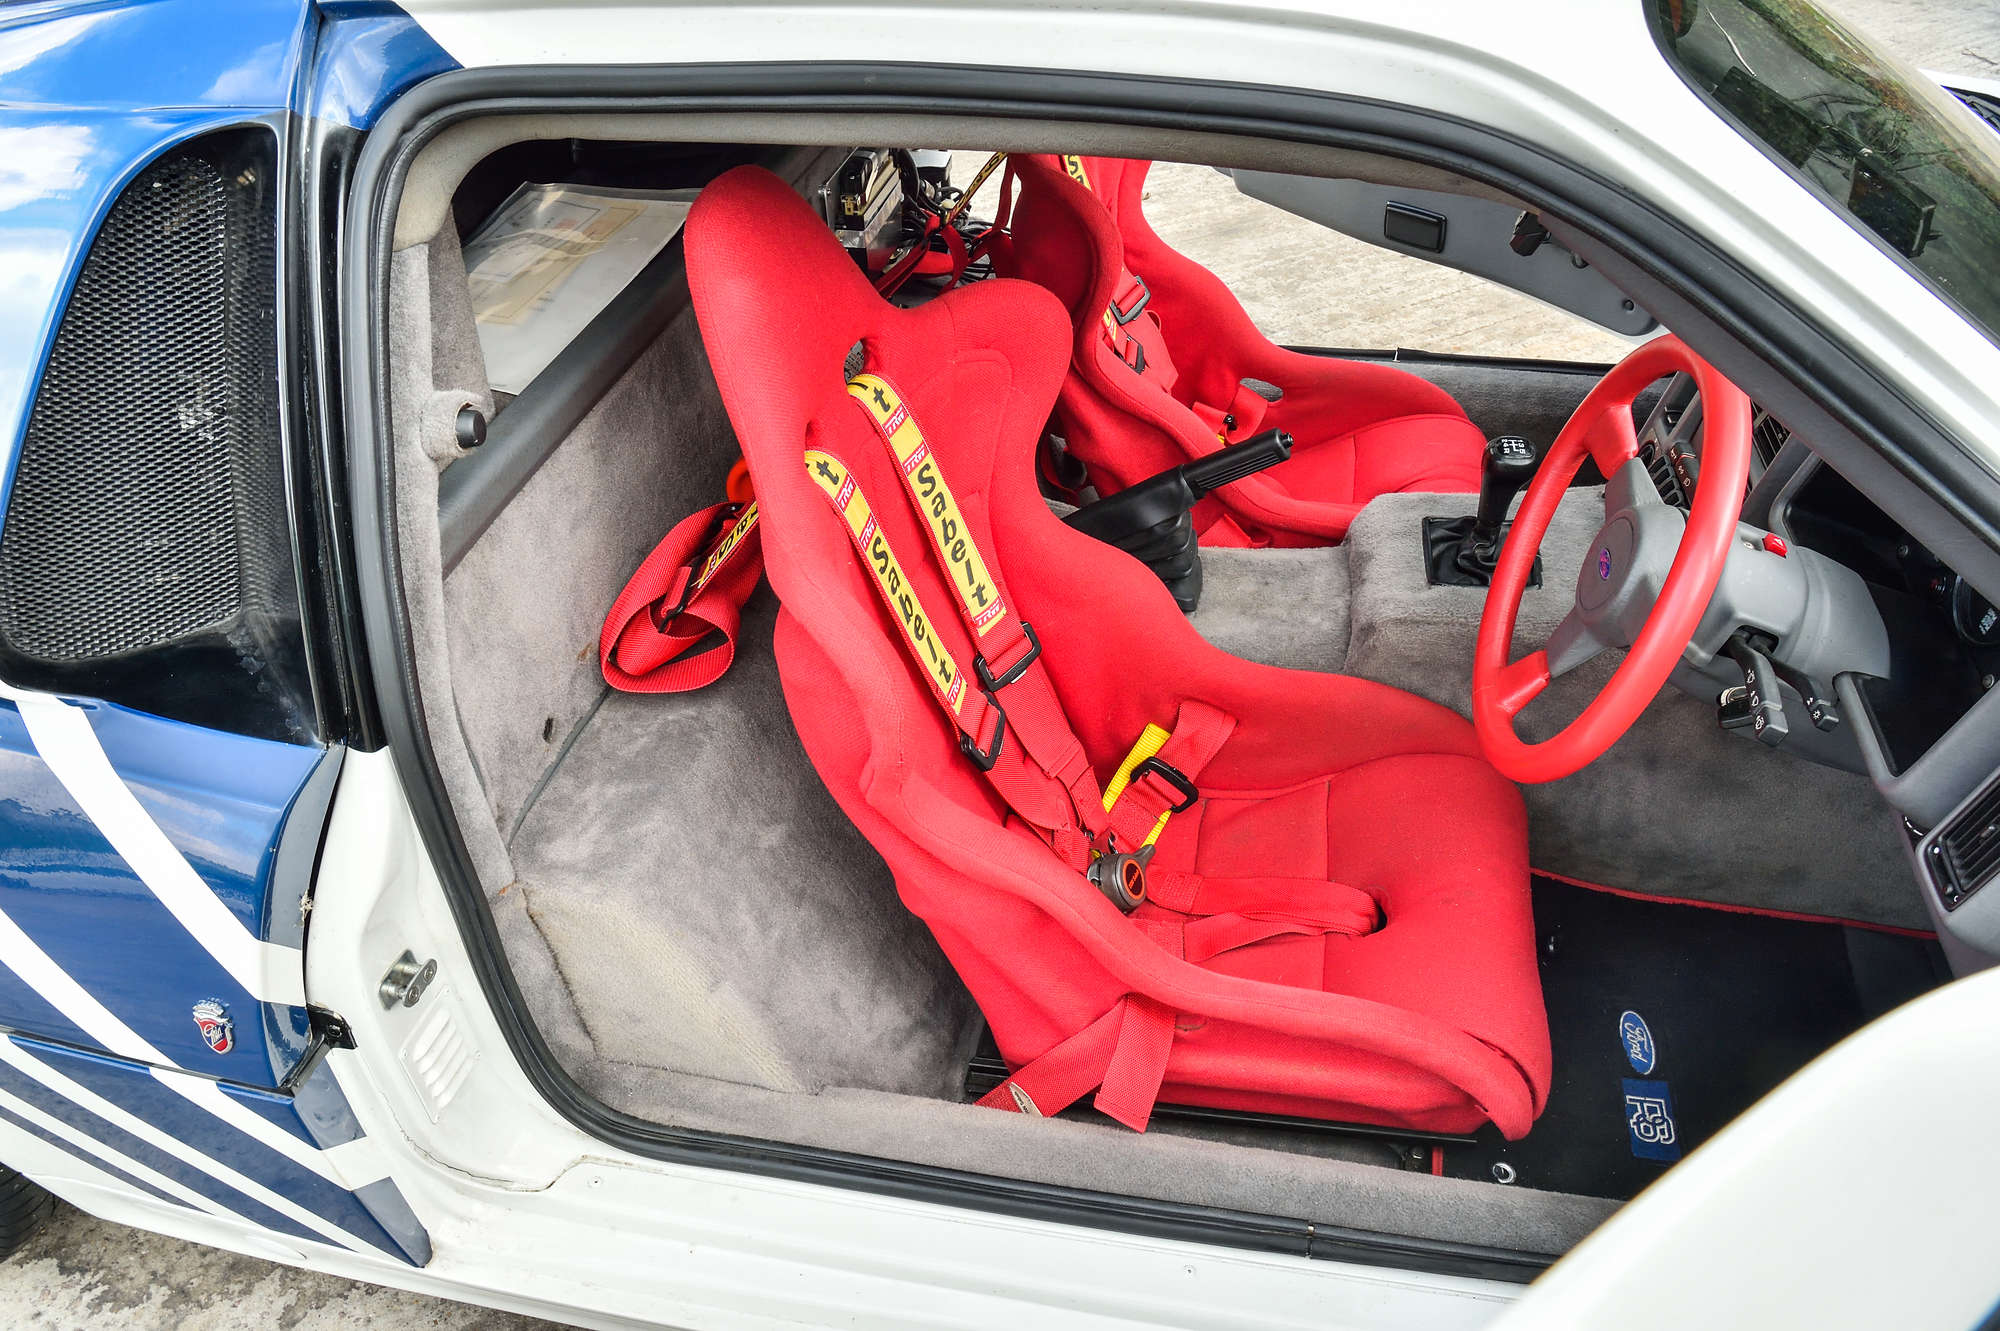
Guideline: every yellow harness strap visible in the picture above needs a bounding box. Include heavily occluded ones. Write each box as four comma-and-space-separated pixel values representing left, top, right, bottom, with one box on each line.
1102, 724, 1174, 849
844, 372, 1007, 638
805, 449, 968, 714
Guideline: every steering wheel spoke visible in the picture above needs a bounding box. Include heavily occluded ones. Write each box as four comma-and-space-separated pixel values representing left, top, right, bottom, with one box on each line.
1583, 404, 1642, 477
1492, 651, 1553, 718
1545, 608, 1615, 679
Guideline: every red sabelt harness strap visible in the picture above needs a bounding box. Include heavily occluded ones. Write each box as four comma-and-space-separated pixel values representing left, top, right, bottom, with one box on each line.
844, 370, 1109, 856
600, 499, 764, 693
802, 448, 1079, 845
1056, 156, 1178, 392
975, 995, 1175, 1131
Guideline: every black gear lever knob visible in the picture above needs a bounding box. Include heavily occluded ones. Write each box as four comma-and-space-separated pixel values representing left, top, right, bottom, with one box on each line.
1473, 435, 1539, 540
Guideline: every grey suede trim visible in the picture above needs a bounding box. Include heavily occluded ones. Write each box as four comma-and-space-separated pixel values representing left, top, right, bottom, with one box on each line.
388, 228, 513, 888
574, 1056, 1617, 1258
508, 593, 977, 1097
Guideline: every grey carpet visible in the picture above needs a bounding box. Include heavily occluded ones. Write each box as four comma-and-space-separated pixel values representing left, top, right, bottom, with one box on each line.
1191, 544, 1350, 670
1349, 354, 1664, 460
575, 1056, 1618, 1259
1341, 489, 1922, 929
442, 304, 737, 842
508, 593, 979, 1098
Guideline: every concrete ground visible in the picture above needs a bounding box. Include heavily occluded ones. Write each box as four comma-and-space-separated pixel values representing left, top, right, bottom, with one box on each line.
3, 1, 1994, 1327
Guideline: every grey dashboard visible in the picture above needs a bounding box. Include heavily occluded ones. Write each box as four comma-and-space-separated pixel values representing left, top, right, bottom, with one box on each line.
1661, 389, 2000, 970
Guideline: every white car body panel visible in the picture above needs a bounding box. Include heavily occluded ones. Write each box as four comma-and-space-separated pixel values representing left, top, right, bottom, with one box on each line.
391, 0, 2000, 485
295, 749, 1520, 1329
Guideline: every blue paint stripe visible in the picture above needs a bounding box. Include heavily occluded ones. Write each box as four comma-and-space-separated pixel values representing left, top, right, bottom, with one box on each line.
0, 1059, 324, 1248
216, 1081, 318, 1147
285, 1060, 366, 1150
0, 1100, 192, 1214
0, 964, 97, 1054
0, 712, 295, 1078
10, 1037, 411, 1261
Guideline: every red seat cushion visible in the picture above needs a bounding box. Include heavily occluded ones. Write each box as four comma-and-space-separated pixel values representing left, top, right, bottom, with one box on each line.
687, 165, 1550, 1137
1000, 155, 1487, 545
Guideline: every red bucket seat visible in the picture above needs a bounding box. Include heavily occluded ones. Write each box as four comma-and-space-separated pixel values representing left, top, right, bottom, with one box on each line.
687, 165, 1549, 1137
999, 155, 1488, 546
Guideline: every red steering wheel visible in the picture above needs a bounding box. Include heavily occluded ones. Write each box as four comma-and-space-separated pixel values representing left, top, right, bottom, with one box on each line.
1473, 336, 1753, 783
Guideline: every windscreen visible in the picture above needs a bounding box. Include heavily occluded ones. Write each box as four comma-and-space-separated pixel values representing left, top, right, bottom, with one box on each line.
1650, 0, 2000, 347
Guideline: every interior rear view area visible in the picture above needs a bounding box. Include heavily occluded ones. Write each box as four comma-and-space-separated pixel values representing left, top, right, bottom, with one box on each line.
369, 119, 1962, 1271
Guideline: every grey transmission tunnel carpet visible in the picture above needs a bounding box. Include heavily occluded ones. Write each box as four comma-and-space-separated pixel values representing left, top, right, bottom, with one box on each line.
1443, 879, 1947, 1200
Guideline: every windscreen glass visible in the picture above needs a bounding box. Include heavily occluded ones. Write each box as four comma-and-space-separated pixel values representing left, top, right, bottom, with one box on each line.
1650, 0, 2000, 347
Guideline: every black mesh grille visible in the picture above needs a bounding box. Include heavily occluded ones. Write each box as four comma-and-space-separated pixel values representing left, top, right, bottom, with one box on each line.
0, 130, 284, 664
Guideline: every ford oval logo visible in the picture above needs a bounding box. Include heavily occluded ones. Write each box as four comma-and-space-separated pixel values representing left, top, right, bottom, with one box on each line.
1619, 1010, 1656, 1074
1597, 546, 1614, 580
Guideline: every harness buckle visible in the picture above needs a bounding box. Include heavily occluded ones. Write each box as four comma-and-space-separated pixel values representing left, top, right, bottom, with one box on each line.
650, 502, 744, 629
958, 694, 1008, 771
1088, 842, 1152, 913
974, 621, 1041, 692
1108, 274, 1151, 325
1129, 756, 1198, 814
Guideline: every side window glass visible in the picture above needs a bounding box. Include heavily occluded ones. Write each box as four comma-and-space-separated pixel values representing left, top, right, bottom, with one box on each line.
1139, 163, 1642, 362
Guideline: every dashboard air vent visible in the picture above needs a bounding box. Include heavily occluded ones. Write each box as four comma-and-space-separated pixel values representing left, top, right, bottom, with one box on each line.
1751, 408, 1791, 474
1929, 778, 2000, 911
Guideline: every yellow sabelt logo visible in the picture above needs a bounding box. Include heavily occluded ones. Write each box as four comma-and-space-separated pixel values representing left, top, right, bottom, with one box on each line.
804, 449, 966, 712
844, 374, 1006, 637
1061, 154, 1092, 189
695, 501, 758, 590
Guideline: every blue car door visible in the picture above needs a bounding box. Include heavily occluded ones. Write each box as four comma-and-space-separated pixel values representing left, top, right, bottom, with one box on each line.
0, 0, 449, 1264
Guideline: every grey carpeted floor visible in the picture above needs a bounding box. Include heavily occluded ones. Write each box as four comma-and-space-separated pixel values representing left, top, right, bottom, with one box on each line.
507, 594, 978, 1099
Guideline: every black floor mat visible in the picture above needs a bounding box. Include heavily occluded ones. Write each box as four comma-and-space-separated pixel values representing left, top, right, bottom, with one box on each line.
1443, 879, 1946, 1199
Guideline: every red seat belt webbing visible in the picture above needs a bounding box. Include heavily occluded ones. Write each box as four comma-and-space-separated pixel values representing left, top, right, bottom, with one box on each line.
975, 994, 1174, 1132
1104, 700, 1235, 851
600, 499, 764, 693
803, 447, 1077, 841
845, 371, 1108, 841
1148, 873, 1380, 962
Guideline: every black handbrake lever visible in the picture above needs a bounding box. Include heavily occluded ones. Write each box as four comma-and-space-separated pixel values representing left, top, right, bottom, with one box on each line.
1064, 430, 1293, 612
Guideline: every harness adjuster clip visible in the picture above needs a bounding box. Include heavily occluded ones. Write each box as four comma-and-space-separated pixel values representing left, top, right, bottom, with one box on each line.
1109, 275, 1151, 325
974, 621, 1041, 692
958, 694, 1008, 772
650, 502, 744, 629
1130, 756, 1198, 814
